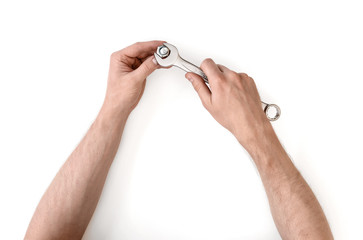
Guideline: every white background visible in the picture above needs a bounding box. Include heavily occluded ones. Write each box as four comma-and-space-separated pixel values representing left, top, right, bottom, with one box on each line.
0, 0, 362, 239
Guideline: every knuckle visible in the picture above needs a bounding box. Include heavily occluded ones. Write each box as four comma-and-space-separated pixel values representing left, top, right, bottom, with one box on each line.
239, 72, 247, 77
128, 42, 142, 51
241, 73, 254, 84
110, 51, 118, 59
230, 71, 240, 79
142, 62, 152, 73
201, 58, 213, 67
239, 72, 250, 80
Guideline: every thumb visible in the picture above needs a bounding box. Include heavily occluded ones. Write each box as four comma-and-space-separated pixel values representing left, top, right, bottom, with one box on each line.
186, 72, 211, 108
132, 56, 159, 80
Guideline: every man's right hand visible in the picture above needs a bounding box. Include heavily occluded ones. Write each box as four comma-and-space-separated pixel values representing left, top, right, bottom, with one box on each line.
186, 59, 333, 240
185, 59, 277, 155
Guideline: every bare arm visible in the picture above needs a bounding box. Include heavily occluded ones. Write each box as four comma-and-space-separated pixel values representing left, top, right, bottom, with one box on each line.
186, 59, 333, 239
25, 41, 164, 240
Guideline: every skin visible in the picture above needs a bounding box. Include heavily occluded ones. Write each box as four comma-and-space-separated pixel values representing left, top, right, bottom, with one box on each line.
24, 41, 165, 240
186, 61, 333, 239
25, 41, 333, 240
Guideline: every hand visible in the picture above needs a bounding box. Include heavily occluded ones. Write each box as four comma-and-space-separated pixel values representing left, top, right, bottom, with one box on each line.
185, 59, 276, 153
103, 41, 165, 117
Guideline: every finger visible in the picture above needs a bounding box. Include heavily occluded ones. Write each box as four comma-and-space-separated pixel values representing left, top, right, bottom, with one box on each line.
200, 58, 223, 79
131, 55, 159, 80
115, 40, 165, 59
185, 72, 211, 108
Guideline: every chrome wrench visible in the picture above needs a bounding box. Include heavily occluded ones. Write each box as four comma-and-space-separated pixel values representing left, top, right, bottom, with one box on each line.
154, 43, 281, 121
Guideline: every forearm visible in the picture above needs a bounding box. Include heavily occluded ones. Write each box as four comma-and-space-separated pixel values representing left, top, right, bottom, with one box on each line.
25, 105, 128, 240
240, 125, 333, 239
25, 40, 162, 240
186, 58, 333, 239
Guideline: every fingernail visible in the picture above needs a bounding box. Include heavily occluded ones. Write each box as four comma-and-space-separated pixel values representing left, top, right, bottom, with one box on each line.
186, 75, 194, 83
152, 56, 158, 65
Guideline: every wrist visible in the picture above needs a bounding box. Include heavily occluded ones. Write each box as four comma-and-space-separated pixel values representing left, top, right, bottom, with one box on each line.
234, 123, 285, 166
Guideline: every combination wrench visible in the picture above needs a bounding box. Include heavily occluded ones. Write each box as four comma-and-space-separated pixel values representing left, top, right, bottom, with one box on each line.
154, 43, 281, 121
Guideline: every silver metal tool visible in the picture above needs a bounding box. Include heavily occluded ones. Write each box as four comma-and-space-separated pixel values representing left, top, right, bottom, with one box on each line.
154, 43, 281, 121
